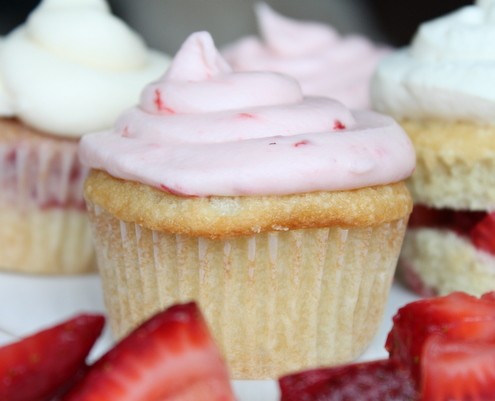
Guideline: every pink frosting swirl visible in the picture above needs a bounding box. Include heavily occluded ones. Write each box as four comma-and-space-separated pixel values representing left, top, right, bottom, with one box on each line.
79, 32, 415, 197
223, 3, 389, 110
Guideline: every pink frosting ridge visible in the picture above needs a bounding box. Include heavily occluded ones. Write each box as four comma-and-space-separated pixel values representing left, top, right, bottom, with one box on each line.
223, 3, 389, 110
79, 31, 415, 197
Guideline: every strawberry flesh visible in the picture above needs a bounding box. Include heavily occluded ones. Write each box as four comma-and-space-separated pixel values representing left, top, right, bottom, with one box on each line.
386, 292, 495, 382
470, 212, 495, 256
408, 205, 495, 256
278, 291, 495, 401
279, 359, 417, 401
0, 314, 105, 401
421, 335, 495, 401
61, 302, 235, 401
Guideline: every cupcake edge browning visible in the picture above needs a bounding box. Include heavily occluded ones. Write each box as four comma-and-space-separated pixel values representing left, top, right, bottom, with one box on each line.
84, 169, 413, 239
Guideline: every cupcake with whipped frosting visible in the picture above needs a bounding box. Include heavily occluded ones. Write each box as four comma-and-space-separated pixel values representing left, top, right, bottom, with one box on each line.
222, 3, 389, 110
0, 0, 169, 274
372, 0, 495, 296
80, 31, 415, 378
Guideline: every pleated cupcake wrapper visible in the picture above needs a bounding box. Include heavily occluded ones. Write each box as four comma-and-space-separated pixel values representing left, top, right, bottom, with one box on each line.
0, 139, 95, 274
88, 202, 407, 379
0, 138, 86, 208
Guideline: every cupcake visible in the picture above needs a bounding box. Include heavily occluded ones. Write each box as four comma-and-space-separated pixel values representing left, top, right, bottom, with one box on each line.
0, 0, 169, 274
371, 0, 495, 296
80, 31, 415, 378
222, 3, 389, 110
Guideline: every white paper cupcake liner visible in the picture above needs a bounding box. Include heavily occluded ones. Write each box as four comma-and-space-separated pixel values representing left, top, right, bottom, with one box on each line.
88, 202, 407, 378
0, 134, 95, 274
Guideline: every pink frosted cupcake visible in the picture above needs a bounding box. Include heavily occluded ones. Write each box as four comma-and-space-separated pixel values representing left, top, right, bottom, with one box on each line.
222, 3, 389, 110
0, 0, 169, 274
80, 31, 415, 378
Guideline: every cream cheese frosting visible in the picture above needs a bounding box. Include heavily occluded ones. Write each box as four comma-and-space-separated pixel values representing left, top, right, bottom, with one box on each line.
222, 3, 389, 110
372, 0, 495, 123
0, 0, 170, 137
79, 32, 415, 197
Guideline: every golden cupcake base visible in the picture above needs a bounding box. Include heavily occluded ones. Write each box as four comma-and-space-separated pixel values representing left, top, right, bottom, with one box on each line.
0, 204, 95, 274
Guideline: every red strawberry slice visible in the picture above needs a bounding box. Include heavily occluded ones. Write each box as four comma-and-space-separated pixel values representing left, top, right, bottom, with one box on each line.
408, 205, 487, 238
408, 205, 453, 229
386, 292, 495, 382
420, 335, 495, 401
0, 314, 105, 401
279, 291, 495, 401
279, 359, 417, 401
61, 302, 235, 401
470, 212, 495, 256
482, 292, 495, 302
452, 210, 486, 236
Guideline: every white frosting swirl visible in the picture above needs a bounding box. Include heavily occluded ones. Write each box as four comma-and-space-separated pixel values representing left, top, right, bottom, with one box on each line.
0, 39, 14, 115
0, 0, 170, 137
372, 0, 495, 123
80, 32, 416, 197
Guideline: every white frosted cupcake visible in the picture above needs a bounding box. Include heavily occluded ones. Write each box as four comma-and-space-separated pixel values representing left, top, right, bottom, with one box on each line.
0, 0, 169, 274
222, 3, 389, 110
372, 0, 495, 296
80, 31, 415, 378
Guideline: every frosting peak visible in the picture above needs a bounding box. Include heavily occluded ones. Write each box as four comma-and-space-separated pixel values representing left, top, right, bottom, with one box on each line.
223, 3, 389, 110
411, 5, 495, 62
79, 32, 415, 197
140, 32, 303, 115
26, 0, 147, 71
477, 0, 495, 20
164, 32, 232, 81
372, 1, 495, 123
256, 2, 338, 56
0, 0, 170, 137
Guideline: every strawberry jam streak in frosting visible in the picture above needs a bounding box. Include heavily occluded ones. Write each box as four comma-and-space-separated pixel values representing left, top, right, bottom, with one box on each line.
222, 3, 389, 110
79, 32, 415, 197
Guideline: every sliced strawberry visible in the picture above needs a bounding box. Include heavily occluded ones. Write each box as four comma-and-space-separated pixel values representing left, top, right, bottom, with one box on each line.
482, 292, 495, 303
408, 205, 453, 229
386, 292, 495, 382
61, 302, 235, 401
0, 314, 105, 401
408, 205, 486, 238
278, 291, 495, 401
452, 210, 486, 236
279, 359, 417, 401
421, 335, 495, 401
470, 212, 495, 256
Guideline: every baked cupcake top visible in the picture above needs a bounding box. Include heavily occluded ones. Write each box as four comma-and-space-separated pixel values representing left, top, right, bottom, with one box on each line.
371, 0, 495, 124
222, 3, 389, 110
79, 31, 415, 198
0, 0, 170, 137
